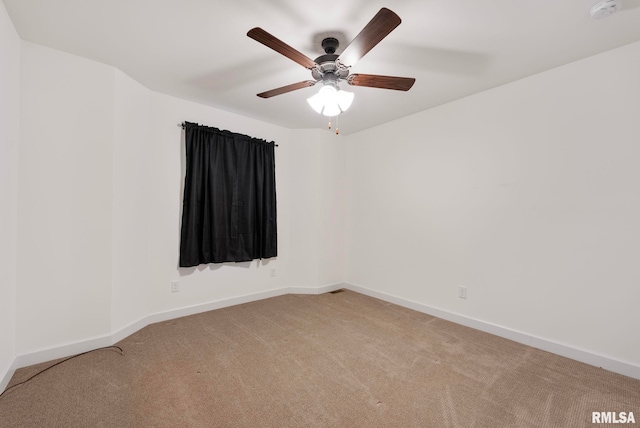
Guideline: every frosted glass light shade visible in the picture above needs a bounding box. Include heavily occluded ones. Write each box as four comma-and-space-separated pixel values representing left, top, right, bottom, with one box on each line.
307, 91, 325, 114
336, 90, 354, 111
306, 85, 354, 116
322, 103, 341, 117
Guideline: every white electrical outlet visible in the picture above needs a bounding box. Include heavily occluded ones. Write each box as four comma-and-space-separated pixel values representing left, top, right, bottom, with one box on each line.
458, 286, 467, 299
270, 268, 276, 278
171, 280, 180, 293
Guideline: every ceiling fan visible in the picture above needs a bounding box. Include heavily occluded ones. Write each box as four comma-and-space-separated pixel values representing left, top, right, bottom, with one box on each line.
247, 7, 415, 116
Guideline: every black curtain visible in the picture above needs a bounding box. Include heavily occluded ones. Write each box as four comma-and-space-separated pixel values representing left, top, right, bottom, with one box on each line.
179, 122, 277, 267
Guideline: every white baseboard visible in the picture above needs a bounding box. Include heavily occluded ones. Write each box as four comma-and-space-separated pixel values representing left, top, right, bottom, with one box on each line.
287, 286, 323, 295
0, 359, 18, 394
344, 283, 640, 380
140, 283, 344, 331
5, 284, 345, 379
289, 283, 344, 295
4, 334, 115, 392
317, 283, 346, 294
111, 316, 149, 345
145, 287, 291, 326
7, 281, 634, 389
14, 335, 113, 370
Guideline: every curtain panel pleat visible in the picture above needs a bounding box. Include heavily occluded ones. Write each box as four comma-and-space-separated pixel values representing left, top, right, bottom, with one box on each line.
179, 122, 277, 267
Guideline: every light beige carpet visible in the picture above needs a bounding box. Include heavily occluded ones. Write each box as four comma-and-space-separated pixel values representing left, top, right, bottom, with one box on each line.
1, 290, 638, 427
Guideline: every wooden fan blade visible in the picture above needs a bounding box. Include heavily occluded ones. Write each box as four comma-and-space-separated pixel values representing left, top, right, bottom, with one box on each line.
257, 80, 317, 98
347, 74, 416, 91
337, 8, 401, 67
248, 28, 317, 70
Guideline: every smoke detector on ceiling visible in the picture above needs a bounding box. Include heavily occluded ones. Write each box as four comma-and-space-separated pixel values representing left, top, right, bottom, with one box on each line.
590, 0, 621, 19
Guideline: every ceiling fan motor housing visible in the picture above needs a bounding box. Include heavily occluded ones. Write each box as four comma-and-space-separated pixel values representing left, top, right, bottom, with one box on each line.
312, 58, 349, 83
311, 37, 350, 83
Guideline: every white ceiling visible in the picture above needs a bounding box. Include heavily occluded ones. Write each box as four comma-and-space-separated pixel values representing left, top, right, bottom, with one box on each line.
4, 0, 640, 134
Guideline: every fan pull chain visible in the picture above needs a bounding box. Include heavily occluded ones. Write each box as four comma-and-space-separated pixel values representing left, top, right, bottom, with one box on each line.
327, 117, 341, 135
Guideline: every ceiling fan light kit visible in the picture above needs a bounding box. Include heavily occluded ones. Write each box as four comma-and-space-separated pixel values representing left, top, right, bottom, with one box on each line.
307, 85, 354, 116
590, 0, 621, 19
247, 7, 415, 124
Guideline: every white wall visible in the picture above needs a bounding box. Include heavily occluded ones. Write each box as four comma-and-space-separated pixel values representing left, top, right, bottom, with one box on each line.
345, 41, 640, 368
111, 70, 151, 333
14, 41, 345, 360
146, 92, 296, 315
0, 0, 20, 387
17, 42, 114, 354
13, 22, 639, 378
316, 131, 346, 286
130, 91, 346, 319
287, 129, 346, 289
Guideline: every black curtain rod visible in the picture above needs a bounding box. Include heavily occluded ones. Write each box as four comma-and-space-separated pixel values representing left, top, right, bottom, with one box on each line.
178, 123, 278, 147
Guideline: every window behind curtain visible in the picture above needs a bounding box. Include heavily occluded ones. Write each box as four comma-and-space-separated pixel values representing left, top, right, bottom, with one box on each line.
179, 122, 277, 267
